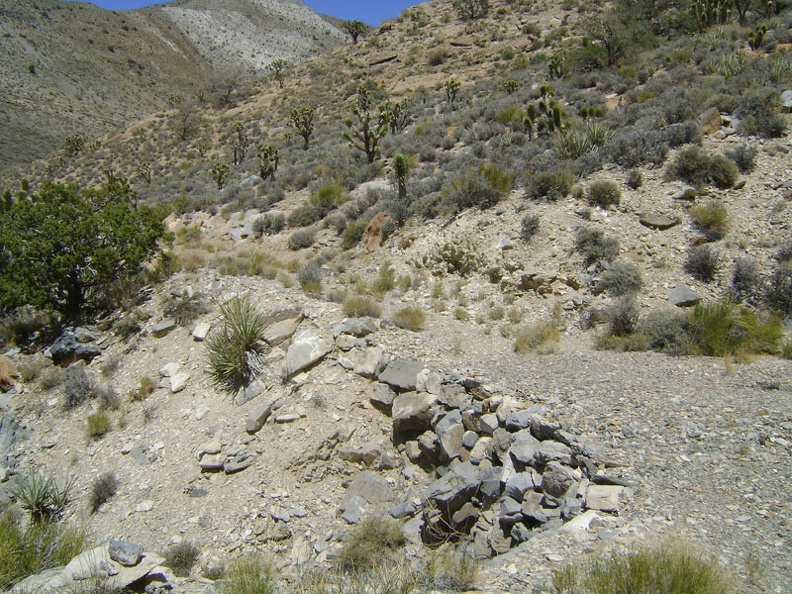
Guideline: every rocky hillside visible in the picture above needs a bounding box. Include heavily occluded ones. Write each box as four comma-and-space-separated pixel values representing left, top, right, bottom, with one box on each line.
1, 0, 792, 592
0, 0, 344, 176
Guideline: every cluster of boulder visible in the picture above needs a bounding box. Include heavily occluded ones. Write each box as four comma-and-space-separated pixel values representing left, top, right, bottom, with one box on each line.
356, 354, 635, 558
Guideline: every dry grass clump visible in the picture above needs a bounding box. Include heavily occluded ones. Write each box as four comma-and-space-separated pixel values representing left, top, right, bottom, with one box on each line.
335, 516, 405, 574
552, 539, 734, 594
343, 295, 382, 318
392, 306, 426, 331
216, 554, 276, 594
89, 472, 119, 514
86, 411, 111, 440
689, 201, 729, 241
514, 322, 560, 354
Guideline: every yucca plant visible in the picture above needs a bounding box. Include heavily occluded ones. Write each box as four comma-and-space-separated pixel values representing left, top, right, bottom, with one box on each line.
11, 472, 75, 523
206, 295, 267, 394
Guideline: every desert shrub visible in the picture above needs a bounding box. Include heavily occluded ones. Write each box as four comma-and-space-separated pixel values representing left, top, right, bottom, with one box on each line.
685, 301, 783, 357
163, 541, 201, 577
253, 212, 285, 237
667, 145, 738, 189
445, 162, 514, 212
64, 364, 93, 410
514, 322, 560, 354
428, 48, 448, 66
0, 512, 87, 589
342, 295, 382, 318
206, 295, 267, 394
297, 261, 322, 294
587, 180, 621, 208
288, 229, 316, 250
606, 128, 668, 168
574, 227, 620, 266
89, 472, 119, 514
86, 411, 110, 440
392, 306, 426, 331
626, 169, 643, 189
729, 257, 763, 305
726, 143, 757, 173
526, 169, 574, 201
336, 516, 405, 573
608, 297, 640, 337
685, 244, 720, 282
783, 340, 792, 360
708, 154, 740, 189
639, 309, 690, 355
0, 307, 58, 351
689, 201, 729, 241
520, 214, 540, 242
165, 291, 208, 326
552, 539, 733, 594
112, 314, 142, 341
736, 88, 787, 138
11, 471, 75, 523
217, 554, 276, 594
766, 260, 792, 316
287, 205, 323, 228
341, 217, 370, 249
596, 261, 644, 296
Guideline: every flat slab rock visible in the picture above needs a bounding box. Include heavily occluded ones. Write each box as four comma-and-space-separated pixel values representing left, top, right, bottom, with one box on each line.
638, 213, 680, 230
284, 331, 332, 377
377, 358, 425, 392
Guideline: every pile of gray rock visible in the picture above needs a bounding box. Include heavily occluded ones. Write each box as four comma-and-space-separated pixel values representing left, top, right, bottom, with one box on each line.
363, 357, 635, 558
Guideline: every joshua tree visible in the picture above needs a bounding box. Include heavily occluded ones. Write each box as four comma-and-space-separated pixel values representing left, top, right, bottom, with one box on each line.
445, 79, 461, 104
211, 162, 230, 190
290, 107, 315, 150
344, 85, 388, 164
268, 58, 288, 88
256, 144, 279, 181
392, 153, 412, 200
230, 122, 250, 166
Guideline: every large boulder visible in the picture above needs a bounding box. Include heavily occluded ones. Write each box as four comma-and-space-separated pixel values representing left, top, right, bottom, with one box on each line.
392, 392, 437, 433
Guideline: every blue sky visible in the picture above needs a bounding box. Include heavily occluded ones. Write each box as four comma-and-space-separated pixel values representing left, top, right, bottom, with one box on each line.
78, 1, 422, 25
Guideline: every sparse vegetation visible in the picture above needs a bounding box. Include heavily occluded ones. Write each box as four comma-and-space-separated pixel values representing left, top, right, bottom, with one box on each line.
520, 214, 540, 242
596, 261, 643, 296
163, 541, 201, 577
552, 539, 733, 594
514, 322, 560, 354
685, 244, 720, 282
89, 472, 119, 514
335, 516, 406, 573
575, 227, 620, 266
217, 554, 276, 594
392, 306, 426, 331
86, 411, 111, 440
689, 201, 729, 241
587, 180, 621, 208
343, 295, 382, 318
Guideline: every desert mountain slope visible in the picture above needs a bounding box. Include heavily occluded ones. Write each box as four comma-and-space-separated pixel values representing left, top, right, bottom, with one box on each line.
0, 0, 343, 176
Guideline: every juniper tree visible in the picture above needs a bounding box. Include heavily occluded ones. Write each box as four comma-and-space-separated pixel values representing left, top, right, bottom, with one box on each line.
342, 20, 367, 44
0, 180, 166, 322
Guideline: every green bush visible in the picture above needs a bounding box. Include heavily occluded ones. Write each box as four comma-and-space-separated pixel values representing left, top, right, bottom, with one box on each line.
287, 205, 323, 228
163, 541, 201, 577
89, 472, 119, 514
639, 309, 690, 355
685, 244, 719, 282
689, 201, 729, 241
608, 296, 640, 337
667, 146, 738, 189
574, 227, 620, 266
0, 512, 87, 589
206, 295, 267, 394
341, 217, 370, 249
526, 169, 575, 201
596, 261, 643, 296
11, 472, 75, 523
343, 295, 382, 318
392, 306, 426, 331
217, 554, 276, 594
587, 180, 621, 208
288, 229, 316, 251
552, 539, 733, 594
685, 301, 783, 357
520, 214, 540, 242
446, 162, 514, 212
